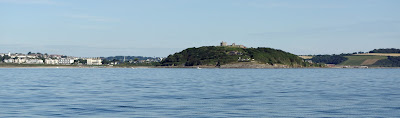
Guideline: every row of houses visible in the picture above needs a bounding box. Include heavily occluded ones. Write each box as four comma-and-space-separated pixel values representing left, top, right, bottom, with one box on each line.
4, 58, 44, 64
0, 52, 66, 59
44, 58, 75, 65
2, 52, 163, 65
1, 52, 102, 65
2, 58, 102, 65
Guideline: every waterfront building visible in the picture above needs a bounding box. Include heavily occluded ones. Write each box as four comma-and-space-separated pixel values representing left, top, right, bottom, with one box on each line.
14, 58, 27, 64
3, 59, 14, 63
45, 59, 59, 64
58, 58, 74, 65
26, 59, 44, 64
87, 58, 102, 65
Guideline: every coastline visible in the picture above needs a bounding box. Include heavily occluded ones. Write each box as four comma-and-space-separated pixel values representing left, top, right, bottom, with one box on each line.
0, 64, 152, 69
1, 65, 399, 69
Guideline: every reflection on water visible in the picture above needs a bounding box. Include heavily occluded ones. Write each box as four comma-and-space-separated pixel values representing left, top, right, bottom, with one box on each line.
0, 68, 399, 117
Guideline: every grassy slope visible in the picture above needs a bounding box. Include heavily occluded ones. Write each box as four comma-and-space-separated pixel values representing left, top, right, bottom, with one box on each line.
339, 56, 387, 66
299, 56, 313, 59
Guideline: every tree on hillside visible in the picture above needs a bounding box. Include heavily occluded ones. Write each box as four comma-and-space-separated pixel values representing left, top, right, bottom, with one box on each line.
373, 56, 400, 67
311, 55, 348, 64
0, 55, 7, 62
102, 59, 110, 64
77, 59, 87, 64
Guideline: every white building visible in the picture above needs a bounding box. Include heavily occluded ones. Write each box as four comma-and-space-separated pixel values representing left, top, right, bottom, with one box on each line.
110, 62, 119, 65
50, 55, 63, 59
58, 58, 74, 65
26, 59, 44, 64
14, 58, 27, 64
26, 55, 37, 58
3, 59, 14, 63
45, 59, 59, 64
9, 54, 28, 59
87, 58, 102, 65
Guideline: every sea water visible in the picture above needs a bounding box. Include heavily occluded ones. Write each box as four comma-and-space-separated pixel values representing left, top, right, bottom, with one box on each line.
0, 68, 399, 117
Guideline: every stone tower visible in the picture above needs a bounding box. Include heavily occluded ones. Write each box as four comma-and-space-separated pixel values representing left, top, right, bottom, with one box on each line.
220, 41, 227, 46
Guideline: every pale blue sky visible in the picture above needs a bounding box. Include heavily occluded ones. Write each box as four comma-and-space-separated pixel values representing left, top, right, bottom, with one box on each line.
1, 0, 399, 57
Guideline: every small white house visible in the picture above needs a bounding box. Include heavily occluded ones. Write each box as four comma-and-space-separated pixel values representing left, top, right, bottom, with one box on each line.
3, 59, 14, 63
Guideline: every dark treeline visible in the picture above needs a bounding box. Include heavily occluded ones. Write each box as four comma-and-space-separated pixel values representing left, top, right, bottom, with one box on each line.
311, 55, 348, 64
369, 48, 400, 53
103, 56, 157, 61
0, 55, 11, 62
373, 56, 400, 67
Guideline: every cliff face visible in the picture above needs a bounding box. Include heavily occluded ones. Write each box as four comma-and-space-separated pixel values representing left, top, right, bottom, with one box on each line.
161, 46, 312, 67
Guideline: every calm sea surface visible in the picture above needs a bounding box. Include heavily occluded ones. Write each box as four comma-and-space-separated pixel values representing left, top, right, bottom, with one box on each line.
0, 68, 399, 118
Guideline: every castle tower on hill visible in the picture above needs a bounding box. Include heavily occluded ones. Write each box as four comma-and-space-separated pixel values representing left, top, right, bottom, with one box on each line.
220, 41, 246, 48
220, 41, 227, 46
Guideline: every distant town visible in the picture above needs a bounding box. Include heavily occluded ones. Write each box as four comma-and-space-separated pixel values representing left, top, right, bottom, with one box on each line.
0, 52, 163, 66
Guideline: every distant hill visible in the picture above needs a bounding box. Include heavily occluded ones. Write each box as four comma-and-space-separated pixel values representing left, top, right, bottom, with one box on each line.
337, 55, 400, 67
308, 50, 400, 67
338, 56, 387, 66
354, 53, 400, 56
160, 46, 313, 67
310, 54, 400, 67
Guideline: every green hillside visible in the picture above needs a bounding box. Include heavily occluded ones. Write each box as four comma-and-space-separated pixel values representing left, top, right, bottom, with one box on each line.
373, 56, 400, 67
338, 56, 387, 66
160, 46, 314, 67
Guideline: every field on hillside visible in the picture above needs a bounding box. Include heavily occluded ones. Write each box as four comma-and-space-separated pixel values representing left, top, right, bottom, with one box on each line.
355, 53, 400, 56
339, 56, 387, 66
299, 56, 313, 59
